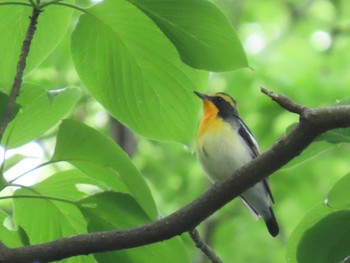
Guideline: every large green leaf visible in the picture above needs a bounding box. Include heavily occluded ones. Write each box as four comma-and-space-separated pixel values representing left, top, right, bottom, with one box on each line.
128, 0, 248, 71
327, 173, 350, 209
286, 204, 335, 263
13, 188, 96, 263
287, 175, 350, 262
80, 192, 190, 263
1, 84, 81, 148
51, 119, 157, 219
297, 211, 350, 263
71, 0, 208, 144
0, 1, 74, 92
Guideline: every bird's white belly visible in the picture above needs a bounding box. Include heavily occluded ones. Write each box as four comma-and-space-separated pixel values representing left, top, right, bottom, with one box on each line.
197, 128, 252, 181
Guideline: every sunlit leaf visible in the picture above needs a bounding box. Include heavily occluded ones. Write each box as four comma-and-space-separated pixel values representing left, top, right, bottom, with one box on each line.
0, 210, 23, 248
326, 173, 350, 209
2, 84, 81, 148
80, 192, 190, 263
51, 119, 157, 219
32, 169, 111, 201
2, 154, 27, 172
69, 162, 129, 195
0, 1, 74, 92
128, 0, 248, 71
71, 0, 207, 144
297, 211, 350, 263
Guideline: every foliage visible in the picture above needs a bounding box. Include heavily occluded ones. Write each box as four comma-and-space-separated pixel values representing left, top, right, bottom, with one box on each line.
0, 0, 349, 262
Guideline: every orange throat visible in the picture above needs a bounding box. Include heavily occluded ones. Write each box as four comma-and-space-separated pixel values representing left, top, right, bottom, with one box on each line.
197, 99, 219, 139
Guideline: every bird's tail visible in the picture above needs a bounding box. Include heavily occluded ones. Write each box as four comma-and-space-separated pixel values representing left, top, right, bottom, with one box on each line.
264, 207, 279, 237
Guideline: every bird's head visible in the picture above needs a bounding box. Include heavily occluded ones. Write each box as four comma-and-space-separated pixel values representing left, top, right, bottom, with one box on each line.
194, 91, 238, 119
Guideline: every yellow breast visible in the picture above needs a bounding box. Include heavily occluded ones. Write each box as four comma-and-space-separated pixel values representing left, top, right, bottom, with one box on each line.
196, 107, 251, 180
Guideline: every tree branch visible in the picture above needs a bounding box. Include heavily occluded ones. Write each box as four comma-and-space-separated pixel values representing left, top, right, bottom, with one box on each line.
0, 7, 41, 142
1, 90, 350, 262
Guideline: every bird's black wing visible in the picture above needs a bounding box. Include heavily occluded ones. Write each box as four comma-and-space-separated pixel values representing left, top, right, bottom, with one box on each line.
235, 116, 275, 204
235, 116, 260, 158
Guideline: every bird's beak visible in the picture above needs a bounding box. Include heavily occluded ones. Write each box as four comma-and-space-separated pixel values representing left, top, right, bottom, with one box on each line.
193, 91, 208, 100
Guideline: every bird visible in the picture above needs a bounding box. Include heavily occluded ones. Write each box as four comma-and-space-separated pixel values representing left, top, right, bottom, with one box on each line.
194, 91, 279, 237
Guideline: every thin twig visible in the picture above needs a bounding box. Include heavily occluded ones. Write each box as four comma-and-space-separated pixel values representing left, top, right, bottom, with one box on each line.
261, 87, 307, 114
199, 218, 220, 263
189, 228, 223, 263
0, 7, 41, 142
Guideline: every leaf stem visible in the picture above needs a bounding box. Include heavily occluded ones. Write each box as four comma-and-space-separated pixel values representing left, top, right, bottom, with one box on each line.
0, 194, 77, 206
39, 0, 63, 8
6, 183, 40, 194
7, 160, 55, 185
0, 2, 32, 7
45, 2, 87, 13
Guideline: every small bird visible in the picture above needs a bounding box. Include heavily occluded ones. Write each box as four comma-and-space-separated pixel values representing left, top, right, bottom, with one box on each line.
194, 91, 279, 237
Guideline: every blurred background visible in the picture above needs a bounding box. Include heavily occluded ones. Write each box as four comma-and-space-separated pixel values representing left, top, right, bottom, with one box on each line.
5, 0, 350, 262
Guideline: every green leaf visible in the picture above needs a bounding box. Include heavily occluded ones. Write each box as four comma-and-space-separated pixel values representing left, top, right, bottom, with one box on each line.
52, 119, 157, 219
282, 141, 336, 170
317, 128, 350, 144
0, 91, 21, 124
71, 0, 208, 144
297, 211, 350, 263
0, 1, 74, 92
1, 84, 81, 148
316, 98, 350, 144
80, 192, 190, 263
286, 204, 336, 263
333, 97, 350, 106
327, 173, 350, 209
13, 188, 97, 262
0, 210, 23, 248
128, 0, 248, 71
